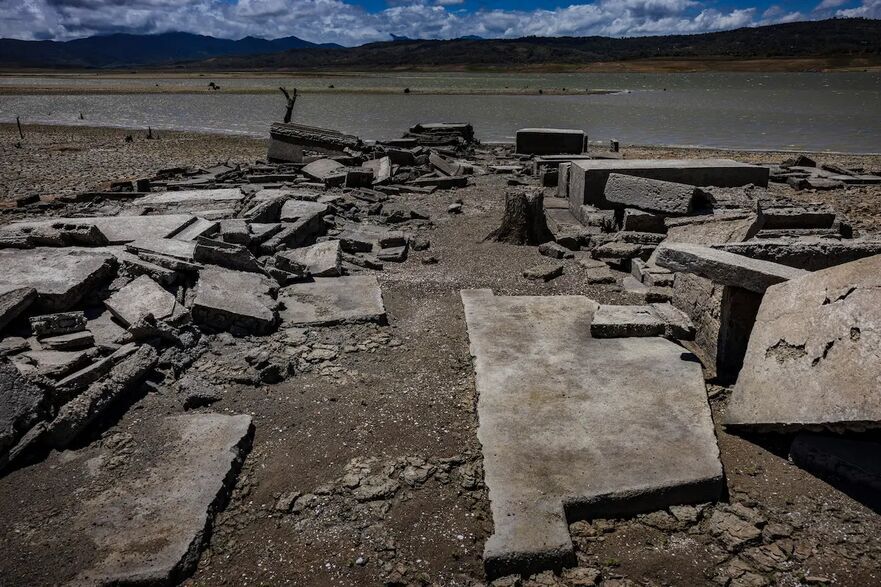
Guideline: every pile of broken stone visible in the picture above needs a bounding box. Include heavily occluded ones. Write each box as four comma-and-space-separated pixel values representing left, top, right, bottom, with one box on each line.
468, 128, 881, 579
0, 121, 479, 476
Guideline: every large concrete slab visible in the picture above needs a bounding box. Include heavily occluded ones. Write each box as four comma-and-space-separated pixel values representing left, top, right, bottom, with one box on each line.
714, 239, 881, 271
276, 240, 342, 277
138, 188, 245, 208
192, 268, 277, 335
726, 254, 881, 431
0, 248, 117, 311
656, 242, 808, 293
73, 413, 253, 585
568, 159, 769, 211
461, 290, 723, 578
278, 275, 386, 326
105, 275, 185, 327
1, 215, 195, 245
604, 173, 696, 215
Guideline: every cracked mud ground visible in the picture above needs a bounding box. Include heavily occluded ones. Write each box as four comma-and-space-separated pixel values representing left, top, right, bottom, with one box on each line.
2, 124, 881, 586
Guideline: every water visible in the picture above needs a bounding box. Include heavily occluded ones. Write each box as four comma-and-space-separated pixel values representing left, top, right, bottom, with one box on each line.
2, 72, 880, 152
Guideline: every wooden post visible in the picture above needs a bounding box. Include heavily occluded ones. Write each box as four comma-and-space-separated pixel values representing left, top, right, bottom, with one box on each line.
16, 116, 24, 139
279, 87, 298, 123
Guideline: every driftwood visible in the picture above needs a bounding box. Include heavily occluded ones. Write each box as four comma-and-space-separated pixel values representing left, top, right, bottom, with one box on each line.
279, 87, 298, 123
485, 189, 553, 245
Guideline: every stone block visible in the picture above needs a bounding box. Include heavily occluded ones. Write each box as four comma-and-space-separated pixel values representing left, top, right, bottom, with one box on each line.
192, 268, 278, 335
276, 241, 342, 278
3, 215, 195, 245
0, 287, 36, 333
278, 275, 386, 326
104, 275, 186, 328
0, 358, 45, 458
605, 174, 696, 215
193, 238, 262, 273
622, 208, 667, 233
726, 254, 881, 431
714, 239, 881, 271
516, 128, 585, 155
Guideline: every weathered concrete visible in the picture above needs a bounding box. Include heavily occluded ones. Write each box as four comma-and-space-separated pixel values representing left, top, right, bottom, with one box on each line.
714, 239, 881, 271
192, 268, 278, 335
278, 275, 386, 326
73, 413, 253, 585
280, 199, 328, 223
656, 243, 808, 293
276, 240, 342, 278
461, 290, 723, 578
30, 311, 87, 338
516, 128, 584, 155
270, 121, 361, 153
0, 358, 44, 458
0, 286, 36, 332
591, 303, 694, 339
0, 249, 116, 311
193, 238, 262, 273
302, 159, 345, 181
3, 215, 195, 245
568, 159, 769, 211
105, 275, 186, 327
127, 238, 197, 262
40, 330, 94, 351
726, 254, 881, 431
622, 208, 666, 233
138, 189, 245, 210
605, 174, 697, 215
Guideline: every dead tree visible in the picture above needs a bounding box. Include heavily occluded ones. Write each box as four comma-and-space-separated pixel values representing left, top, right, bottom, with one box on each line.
485, 189, 553, 245
279, 87, 298, 123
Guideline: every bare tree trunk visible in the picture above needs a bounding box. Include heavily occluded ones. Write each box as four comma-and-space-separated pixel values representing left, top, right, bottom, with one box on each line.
16, 116, 24, 139
485, 189, 553, 245
279, 87, 298, 123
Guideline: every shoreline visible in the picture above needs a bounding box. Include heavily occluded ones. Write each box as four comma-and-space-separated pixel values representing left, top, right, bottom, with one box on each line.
4, 121, 881, 158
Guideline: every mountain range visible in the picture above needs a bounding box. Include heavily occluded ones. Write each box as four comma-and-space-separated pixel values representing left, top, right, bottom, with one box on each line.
1, 19, 880, 70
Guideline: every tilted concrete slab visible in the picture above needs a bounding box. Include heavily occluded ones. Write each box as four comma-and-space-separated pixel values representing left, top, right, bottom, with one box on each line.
0, 248, 117, 311
280, 199, 328, 223
0, 286, 36, 332
192, 268, 277, 335
461, 290, 723, 578
138, 188, 245, 208
714, 239, 881, 272
73, 413, 253, 585
2, 215, 195, 245
276, 240, 342, 277
568, 159, 769, 211
126, 238, 197, 262
278, 275, 386, 326
105, 275, 185, 327
725, 254, 881, 432
656, 242, 808, 293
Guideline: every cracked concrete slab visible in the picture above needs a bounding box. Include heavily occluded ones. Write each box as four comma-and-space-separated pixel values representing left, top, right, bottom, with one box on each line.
725, 254, 881, 431
461, 289, 723, 578
1, 215, 195, 245
278, 275, 386, 326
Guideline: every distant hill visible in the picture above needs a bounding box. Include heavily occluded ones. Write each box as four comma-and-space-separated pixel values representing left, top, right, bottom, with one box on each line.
190, 18, 881, 70
0, 32, 341, 68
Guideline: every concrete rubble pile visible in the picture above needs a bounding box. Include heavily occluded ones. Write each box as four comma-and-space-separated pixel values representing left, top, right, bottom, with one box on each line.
0, 120, 485, 585
459, 132, 881, 579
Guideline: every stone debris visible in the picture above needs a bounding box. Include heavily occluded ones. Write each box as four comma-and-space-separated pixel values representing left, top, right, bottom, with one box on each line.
0, 287, 36, 332
105, 275, 188, 327
461, 290, 722, 578
29, 311, 86, 338
725, 254, 881, 431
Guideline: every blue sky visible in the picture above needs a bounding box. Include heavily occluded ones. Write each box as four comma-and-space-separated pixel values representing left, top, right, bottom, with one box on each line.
1, 0, 878, 46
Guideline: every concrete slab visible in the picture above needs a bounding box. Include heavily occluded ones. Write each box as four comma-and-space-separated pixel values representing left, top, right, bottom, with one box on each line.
278, 275, 386, 326
127, 238, 197, 262
2, 215, 195, 245
105, 275, 185, 327
0, 286, 36, 333
0, 249, 117, 311
605, 174, 696, 215
192, 268, 278, 335
516, 128, 584, 155
277, 240, 342, 277
726, 254, 881, 431
715, 239, 881, 271
72, 413, 253, 585
656, 242, 808, 293
172, 217, 218, 241
138, 188, 245, 208
0, 358, 44, 458
280, 199, 328, 223
302, 159, 345, 181
461, 290, 723, 578
590, 305, 665, 337
568, 159, 769, 211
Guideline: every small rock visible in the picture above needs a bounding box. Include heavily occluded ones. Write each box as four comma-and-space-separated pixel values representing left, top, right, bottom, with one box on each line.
274, 491, 301, 512
523, 263, 563, 282
538, 242, 574, 259
448, 203, 463, 214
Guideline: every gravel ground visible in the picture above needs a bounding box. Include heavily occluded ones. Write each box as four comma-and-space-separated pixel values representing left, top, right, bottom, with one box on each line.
1, 124, 881, 587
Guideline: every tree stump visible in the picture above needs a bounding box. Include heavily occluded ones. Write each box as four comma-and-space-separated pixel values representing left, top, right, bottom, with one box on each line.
485, 189, 553, 245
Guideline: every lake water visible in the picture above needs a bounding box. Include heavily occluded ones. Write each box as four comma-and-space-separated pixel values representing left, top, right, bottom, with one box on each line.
2, 72, 880, 152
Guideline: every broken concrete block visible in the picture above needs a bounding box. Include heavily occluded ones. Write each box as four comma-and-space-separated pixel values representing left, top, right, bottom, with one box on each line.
267, 137, 304, 163
568, 159, 769, 211
219, 219, 250, 245
461, 290, 722, 578
622, 275, 672, 303
39, 330, 94, 351
544, 208, 583, 250
362, 157, 392, 184
302, 158, 345, 182
714, 239, 881, 271
726, 254, 881, 431
760, 205, 836, 230
652, 302, 696, 340
4, 215, 195, 245
0, 249, 116, 311
105, 275, 186, 328
270, 121, 361, 153
259, 217, 326, 254
127, 238, 197, 262
193, 238, 262, 273
591, 305, 666, 338
278, 275, 386, 326
604, 174, 697, 215
192, 268, 278, 335
538, 242, 574, 259
241, 196, 287, 224
30, 311, 86, 338
523, 264, 563, 281
0, 358, 45, 459
376, 244, 408, 263
138, 189, 246, 211
429, 152, 467, 176
0, 287, 36, 333
12, 348, 95, 379
622, 208, 666, 233
516, 128, 584, 155
280, 199, 328, 223
656, 243, 808, 294
54, 342, 138, 394
411, 175, 468, 189
276, 241, 342, 278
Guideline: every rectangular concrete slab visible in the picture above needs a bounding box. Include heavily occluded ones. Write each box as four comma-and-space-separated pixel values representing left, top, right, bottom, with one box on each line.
192, 268, 277, 335
138, 188, 245, 207
278, 275, 386, 326
461, 290, 723, 578
725, 254, 881, 431
104, 275, 183, 327
0, 249, 117, 311
656, 242, 808, 293
568, 159, 769, 211
2, 215, 195, 245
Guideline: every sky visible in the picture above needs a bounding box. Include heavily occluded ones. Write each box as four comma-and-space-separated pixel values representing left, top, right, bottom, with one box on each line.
0, 0, 879, 46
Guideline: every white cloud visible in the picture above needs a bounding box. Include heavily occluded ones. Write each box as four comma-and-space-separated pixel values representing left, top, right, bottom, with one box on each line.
815, 0, 848, 9
0, 0, 840, 46
837, 0, 881, 17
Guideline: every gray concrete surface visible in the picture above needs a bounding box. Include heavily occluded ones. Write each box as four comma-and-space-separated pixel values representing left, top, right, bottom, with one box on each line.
192, 268, 278, 335
461, 290, 723, 578
3, 215, 195, 245
278, 275, 386, 326
105, 275, 185, 327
